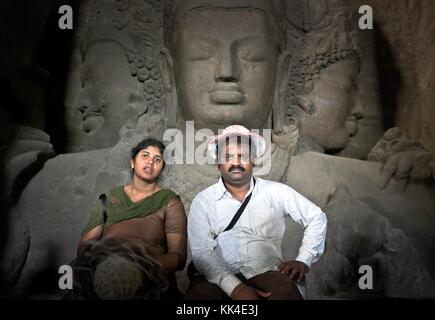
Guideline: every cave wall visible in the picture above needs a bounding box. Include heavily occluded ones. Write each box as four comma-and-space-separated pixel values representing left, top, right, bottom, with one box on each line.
1, 0, 434, 152
1, 0, 434, 299
0, 0, 52, 79
351, 0, 435, 152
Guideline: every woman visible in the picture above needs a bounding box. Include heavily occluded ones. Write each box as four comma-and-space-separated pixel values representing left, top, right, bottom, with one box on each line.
72, 138, 187, 300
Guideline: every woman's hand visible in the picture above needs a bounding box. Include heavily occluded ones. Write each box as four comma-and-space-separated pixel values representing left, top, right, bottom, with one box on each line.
156, 233, 187, 273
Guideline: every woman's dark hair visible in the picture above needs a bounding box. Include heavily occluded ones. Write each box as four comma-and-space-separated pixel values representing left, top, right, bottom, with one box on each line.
131, 138, 166, 168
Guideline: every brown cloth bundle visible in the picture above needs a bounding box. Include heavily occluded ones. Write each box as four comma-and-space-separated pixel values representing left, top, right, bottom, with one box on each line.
66, 235, 168, 300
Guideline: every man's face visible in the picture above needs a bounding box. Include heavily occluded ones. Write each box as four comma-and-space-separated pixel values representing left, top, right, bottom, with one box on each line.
75, 42, 137, 148
172, 9, 279, 132
218, 142, 254, 187
298, 60, 363, 152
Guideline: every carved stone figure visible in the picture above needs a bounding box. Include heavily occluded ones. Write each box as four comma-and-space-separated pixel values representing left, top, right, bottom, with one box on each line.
368, 127, 435, 188
285, 0, 387, 159
160, 0, 287, 134
285, 0, 363, 155
73, 38, 146, 151
64, 0, 382, 157
65, 0, 164, 152
292, 59, 363, 153
3, 0, 435, 299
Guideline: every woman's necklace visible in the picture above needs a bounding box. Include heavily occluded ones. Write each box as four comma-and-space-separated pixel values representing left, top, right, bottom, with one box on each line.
130, 184, 158, 203
130, 186, 139, 202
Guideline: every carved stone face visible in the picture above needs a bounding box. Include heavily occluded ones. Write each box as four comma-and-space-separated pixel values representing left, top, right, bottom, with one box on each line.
171, 9, 279, 132
75, 42, 138, 149
298, 60, 363, 152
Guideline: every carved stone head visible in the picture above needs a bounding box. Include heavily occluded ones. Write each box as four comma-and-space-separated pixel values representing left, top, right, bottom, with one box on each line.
160, 0, 288, 133
286, 0, 363, 152
75, 38, 145, 150
70, 0, 161, 151
296, 59, 363, 152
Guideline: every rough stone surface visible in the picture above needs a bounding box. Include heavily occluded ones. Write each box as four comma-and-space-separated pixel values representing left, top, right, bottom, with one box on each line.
310, 185, 435, 299
287, 152, 435, 288
1, 0, 435, 300
6, 148, 107, 294
5, 142, 435, 299
350, 0, 435, 152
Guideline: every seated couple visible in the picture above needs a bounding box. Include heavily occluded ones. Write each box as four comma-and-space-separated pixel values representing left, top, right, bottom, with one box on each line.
71, 125, 327, 300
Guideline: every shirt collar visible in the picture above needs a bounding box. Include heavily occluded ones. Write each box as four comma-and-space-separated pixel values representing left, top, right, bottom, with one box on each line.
215, 176, 256, 201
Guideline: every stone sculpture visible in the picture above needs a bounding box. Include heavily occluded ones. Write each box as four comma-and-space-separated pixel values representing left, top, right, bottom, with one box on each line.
2, 0, 435, 299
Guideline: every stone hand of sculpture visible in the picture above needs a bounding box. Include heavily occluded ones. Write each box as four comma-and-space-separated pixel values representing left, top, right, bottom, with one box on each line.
368, 127, 423, 163
368, 127, 434, 188
381, 150, 435, 182
1, 126, 55, 204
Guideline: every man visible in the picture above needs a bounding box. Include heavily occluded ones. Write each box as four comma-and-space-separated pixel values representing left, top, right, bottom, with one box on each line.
6, 0, 435, 299
185, 125, 327, 300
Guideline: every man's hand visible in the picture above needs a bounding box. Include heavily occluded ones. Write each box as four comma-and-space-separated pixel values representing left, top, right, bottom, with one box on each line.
277, 260, 309, 282
231, 283, 272, 300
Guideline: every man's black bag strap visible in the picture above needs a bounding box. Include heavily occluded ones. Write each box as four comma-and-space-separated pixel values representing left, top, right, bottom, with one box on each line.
97, 193, 108, 241
188, 178, 257, 279
215, 178, 256, 239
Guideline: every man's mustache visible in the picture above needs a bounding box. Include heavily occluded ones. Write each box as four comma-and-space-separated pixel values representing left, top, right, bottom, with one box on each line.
229, 166, 245, 172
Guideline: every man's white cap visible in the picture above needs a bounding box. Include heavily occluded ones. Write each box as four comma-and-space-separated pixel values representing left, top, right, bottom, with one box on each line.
207, 125, 267, 160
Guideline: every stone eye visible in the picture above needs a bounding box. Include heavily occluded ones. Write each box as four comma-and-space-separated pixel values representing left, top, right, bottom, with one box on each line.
187, 40, 216, 61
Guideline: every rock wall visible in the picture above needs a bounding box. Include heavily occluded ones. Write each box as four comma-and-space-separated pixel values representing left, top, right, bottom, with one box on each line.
1, 0, 434, 153
351, 0, 435, 152
1, 0, 435, 299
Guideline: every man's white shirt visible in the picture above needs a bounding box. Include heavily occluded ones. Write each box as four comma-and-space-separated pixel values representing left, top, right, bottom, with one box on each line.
188, 177, 327, 296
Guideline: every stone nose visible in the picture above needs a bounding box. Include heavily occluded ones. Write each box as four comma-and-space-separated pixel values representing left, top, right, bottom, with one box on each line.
75, 88, 106, 114
75, 92, 91, 114
214, 46, 239, 82
351, 97, 364, 120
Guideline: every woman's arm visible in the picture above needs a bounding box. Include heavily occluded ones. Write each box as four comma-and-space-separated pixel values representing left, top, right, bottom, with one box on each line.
154, 233, 187, 273
155, 197, 187, 273
76, 225, 103, 256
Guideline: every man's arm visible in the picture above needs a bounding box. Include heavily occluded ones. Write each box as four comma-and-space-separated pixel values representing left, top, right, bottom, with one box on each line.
188, 197, 243, 297
277, 184, 327, 279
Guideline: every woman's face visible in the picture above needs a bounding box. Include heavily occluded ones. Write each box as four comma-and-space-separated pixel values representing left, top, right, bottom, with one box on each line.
131, 146, 165, 182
